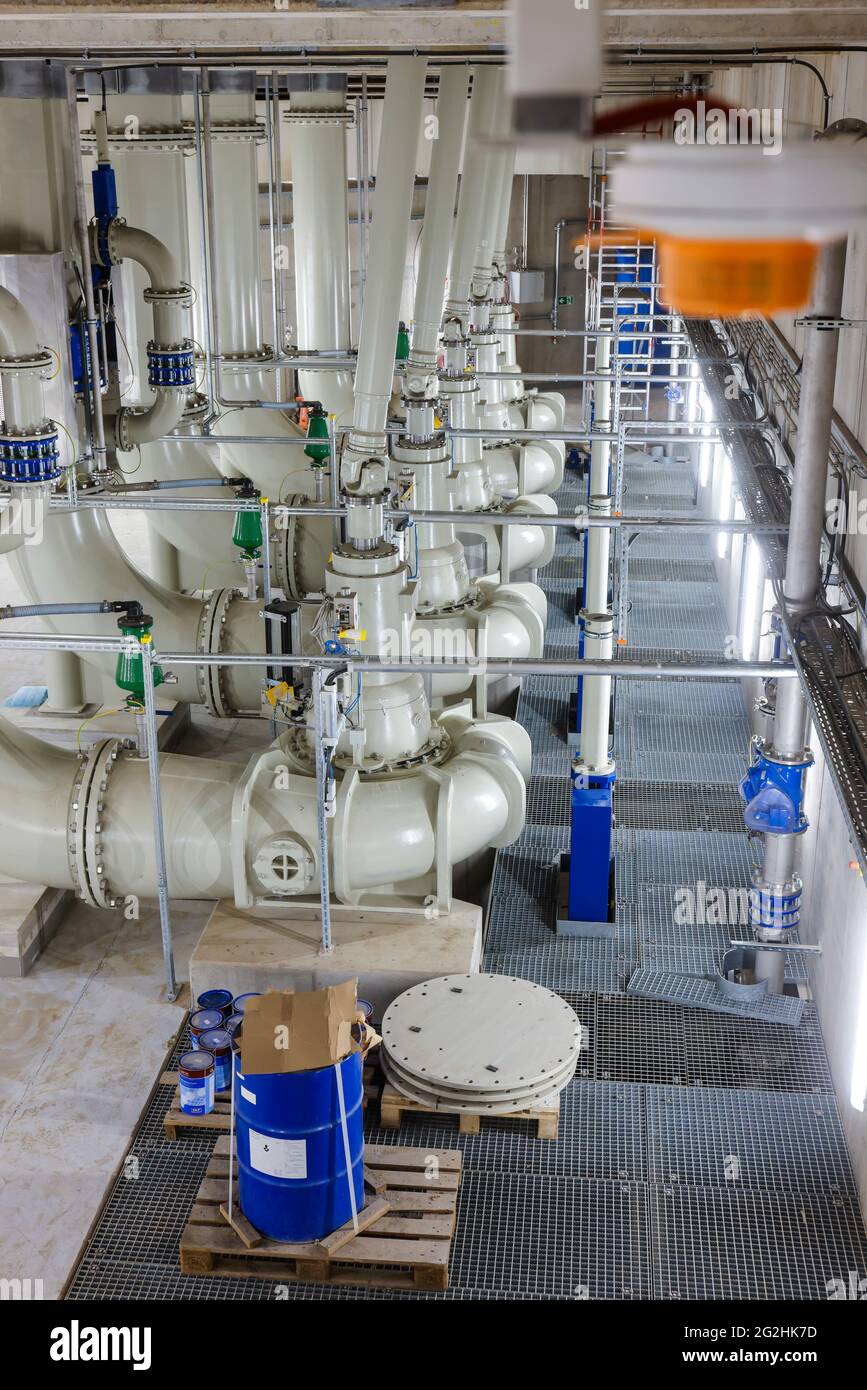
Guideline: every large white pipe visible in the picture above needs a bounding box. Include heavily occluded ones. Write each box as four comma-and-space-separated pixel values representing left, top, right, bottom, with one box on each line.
405, 66, 469, 393
444, 66, 500, 327
0, 709, 527, 905
346, 57, 427, 469
8, 507, 263, 712
286, 82, 354, 421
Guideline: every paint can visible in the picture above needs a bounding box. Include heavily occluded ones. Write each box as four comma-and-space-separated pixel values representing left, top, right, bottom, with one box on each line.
178, 1050, 216, 1116
196, 988, 234, 1020
232, 992, 262, 1015
224, 1012, 244, 1041
189, 1008, 224, 1043
199, 1028, 233, 1092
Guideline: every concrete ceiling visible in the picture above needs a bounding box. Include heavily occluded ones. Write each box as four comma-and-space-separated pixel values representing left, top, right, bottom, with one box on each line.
0, 2, 865, 60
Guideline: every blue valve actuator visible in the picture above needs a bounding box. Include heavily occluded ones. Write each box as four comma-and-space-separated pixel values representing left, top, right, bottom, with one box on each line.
739, 744, 812, 835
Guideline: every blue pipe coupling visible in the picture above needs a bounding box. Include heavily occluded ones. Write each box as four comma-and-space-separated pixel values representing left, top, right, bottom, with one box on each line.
0, 426, 60, 484
739, 736, 813, 836
748, 868, 803, 933
146, 341, 195, 390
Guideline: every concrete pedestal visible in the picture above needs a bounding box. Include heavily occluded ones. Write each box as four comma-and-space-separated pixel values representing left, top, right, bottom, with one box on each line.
190, 898, 484, 1019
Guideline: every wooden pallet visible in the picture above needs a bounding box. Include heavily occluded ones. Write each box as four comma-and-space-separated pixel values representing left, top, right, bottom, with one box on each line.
379, 1081, 561, 1140
179, 1135, 461, 1291
162, 1065, 381, 1140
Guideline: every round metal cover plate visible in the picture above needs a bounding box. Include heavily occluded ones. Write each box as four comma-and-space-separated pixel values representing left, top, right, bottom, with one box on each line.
381, 974, 582, 1094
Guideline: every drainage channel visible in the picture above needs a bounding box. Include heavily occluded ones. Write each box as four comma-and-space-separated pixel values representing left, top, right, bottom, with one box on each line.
66, 454, 867, 1301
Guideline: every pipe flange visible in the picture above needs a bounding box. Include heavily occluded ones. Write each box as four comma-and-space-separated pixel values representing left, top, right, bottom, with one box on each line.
217, 346, 275, 372
196, 587, 240, 718
182, 391, 210, 423
143, 284, 194, 309
752, 733, 813, 769
0, 348, 55, 379
81, 126, 195, 154
347, 728, 453, 779
98, 215, 128, 269
67, 737, 128, 909
416, 589, 483, 619
183, 118, 265, 144
282, 108, 354, 127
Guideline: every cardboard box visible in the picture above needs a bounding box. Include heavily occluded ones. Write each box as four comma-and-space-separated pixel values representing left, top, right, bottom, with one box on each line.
240, 980, 361, 1076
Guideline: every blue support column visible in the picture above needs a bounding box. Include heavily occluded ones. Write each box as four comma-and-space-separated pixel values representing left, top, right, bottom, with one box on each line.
567, 764, 615, 924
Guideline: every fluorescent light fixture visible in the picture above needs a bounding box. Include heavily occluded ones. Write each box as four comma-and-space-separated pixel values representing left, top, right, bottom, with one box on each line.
851, 927, 867, 1111
717, 453, 732, 558
739, 538, 762, 660
699, 432, 714, 488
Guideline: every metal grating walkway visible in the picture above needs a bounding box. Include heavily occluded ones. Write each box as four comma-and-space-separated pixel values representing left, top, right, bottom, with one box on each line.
66, 453, 867, 1302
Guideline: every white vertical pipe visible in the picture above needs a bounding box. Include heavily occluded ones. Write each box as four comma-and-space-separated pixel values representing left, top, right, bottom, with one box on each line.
444, 66, 500, 325
406, 66, 470, 391
348, 57, 427, 459
286, 84, 354, 418
585, 333, 611, 612
580, 333, 614, 771
470, 77, 511, 299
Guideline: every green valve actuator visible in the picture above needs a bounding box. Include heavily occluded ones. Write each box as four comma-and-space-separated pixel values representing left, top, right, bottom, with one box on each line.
396, 321, 410, 362
115, 611, 164, 705
304, 401, 330, 466
232, 480, 264, 559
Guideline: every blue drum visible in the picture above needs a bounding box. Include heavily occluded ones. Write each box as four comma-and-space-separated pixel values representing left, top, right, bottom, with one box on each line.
234, 1050, 364, 1242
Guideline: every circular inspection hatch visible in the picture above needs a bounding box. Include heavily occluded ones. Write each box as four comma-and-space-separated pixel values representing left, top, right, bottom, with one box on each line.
380, 974, 582, 1107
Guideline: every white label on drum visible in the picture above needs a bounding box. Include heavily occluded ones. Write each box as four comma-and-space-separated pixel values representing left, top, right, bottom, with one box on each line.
248, 1129, 307, 1180
240, 1085, 256, 1105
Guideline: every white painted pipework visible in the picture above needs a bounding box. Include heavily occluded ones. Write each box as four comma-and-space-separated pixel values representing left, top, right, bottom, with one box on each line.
579, 334, 614, 772
469, 78, 512, 300
103, 87, 234, 585
8, 507, 263, 712
584, 333, 611, 613
346, 57, 427, 469
405, 65, 469, 393
206, 85, 310, 500
0, 284, 53, 555
101, 221, 189, 447
444, 66, 500, 328
285, 85, 355, 421
0, 709, 527, 906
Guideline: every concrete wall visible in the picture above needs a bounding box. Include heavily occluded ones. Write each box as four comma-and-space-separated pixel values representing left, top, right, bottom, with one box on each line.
710, 52, 867, 1221
503, 173, 589, 378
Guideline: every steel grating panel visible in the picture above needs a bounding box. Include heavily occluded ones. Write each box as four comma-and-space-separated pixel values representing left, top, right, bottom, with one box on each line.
650, 1184, 867, 1300
624, 713, 749, 759
446, 1172, 652, 1299
618, 749, 749, 784
617, 678, 748, 722
525, 775, 571, 826
614, 828, 758, 897
365, 1080, 645, 1181
614, 781, 746, 833
486, 936, 636, 996
627, 557, 718, 584
646, 1086, 856, 1197
626, 967, 805, 1028
684, 1004, 833, 1093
